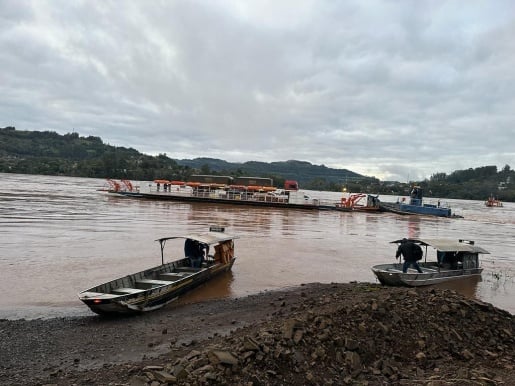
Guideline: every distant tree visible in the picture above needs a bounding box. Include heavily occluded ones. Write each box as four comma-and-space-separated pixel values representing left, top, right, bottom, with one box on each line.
430, 172, 447, 182
200, 164, 211, 175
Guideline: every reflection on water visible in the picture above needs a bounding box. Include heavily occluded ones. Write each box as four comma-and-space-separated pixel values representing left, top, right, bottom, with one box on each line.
406, 217, 421, 239
0, 173, 514, 319
430, 276, 481, 299
176, 271, 234, 305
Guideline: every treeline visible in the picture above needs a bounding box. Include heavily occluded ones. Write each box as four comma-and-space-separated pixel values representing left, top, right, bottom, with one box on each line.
177, 158, 366, 191
1, 127, 514, 201
0, 127, 362, 188
423, 165, 514, 200
0, 127, 188, 181
333, 167, 514, 202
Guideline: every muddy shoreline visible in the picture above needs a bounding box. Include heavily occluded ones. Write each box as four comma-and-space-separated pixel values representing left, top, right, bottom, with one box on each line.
1, 282, 513, 385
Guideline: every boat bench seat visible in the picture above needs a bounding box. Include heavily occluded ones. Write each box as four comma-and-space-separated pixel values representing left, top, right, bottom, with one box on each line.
79, 291, 107, 297
173, 271, 193, 276
111, 287, 145, 295
174, 267, 201, 273
158, 272, 189, 281
135, 279, 172, 289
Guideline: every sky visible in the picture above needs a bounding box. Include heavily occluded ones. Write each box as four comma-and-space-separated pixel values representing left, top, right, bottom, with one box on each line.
1, 1, 514, 182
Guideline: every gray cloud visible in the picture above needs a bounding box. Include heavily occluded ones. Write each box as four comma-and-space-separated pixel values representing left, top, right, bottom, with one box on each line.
1, 0, 514, 181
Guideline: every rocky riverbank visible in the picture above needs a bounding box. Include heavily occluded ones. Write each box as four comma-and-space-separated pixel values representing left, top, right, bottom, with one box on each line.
1, 282, 513, 385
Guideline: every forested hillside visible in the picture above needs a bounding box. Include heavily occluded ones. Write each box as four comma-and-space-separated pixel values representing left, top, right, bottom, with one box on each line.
0, 127, 363, 189
424, 166, 514, 200
1, 127, 514, 201
0, 126, 185, 181
176, 158, 365, 190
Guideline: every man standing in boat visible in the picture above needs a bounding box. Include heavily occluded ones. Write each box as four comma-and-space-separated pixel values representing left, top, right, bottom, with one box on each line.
396, 238, 423, 273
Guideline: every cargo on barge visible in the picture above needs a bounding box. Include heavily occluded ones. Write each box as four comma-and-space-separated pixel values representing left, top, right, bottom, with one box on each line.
106, 176, 346, 211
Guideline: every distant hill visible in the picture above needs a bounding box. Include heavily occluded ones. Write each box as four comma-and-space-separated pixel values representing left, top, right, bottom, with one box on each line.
0, 127, 365, 189
1, 127, 514, 201
176, 158, 365, 187
0, 126, 180, 181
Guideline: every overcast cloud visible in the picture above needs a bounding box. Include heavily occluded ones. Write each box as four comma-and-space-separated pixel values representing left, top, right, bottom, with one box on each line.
1, 0, 514, 181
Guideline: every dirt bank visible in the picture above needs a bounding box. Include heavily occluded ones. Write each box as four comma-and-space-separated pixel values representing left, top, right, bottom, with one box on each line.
1, 282, 513, 385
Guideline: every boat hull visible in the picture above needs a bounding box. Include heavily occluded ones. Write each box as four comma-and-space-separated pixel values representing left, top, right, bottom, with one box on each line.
380, 202, 452, 217
113, 190, 323, 210
371, 263, 483, 287
485, 200, 503, 207
79, 257, 235, 315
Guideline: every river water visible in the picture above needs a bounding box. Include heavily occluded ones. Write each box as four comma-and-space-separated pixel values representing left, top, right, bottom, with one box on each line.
0, 173, 514, 319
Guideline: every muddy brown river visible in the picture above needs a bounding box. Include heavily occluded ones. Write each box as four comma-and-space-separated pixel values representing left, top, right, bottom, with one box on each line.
0, 172, 513, 319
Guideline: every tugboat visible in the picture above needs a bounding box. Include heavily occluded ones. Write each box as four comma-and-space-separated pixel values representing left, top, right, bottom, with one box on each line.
485, 195, 503, 207
380, 186, 455, 217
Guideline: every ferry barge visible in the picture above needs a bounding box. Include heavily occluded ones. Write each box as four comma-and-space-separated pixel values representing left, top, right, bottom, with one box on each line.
109, 175, 349, 211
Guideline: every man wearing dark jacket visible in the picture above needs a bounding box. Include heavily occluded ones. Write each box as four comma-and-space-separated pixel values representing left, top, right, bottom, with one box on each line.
396, 238, 423, 273
184, 239, 205, 268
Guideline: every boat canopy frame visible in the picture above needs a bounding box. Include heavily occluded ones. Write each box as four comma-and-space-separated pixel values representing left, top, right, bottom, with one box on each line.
390, 238, 490, 254
155, 229, 239, 265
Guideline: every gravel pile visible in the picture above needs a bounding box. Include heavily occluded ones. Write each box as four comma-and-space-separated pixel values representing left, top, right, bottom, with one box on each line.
3, 283, 513, 385
128, 286, 514, 385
